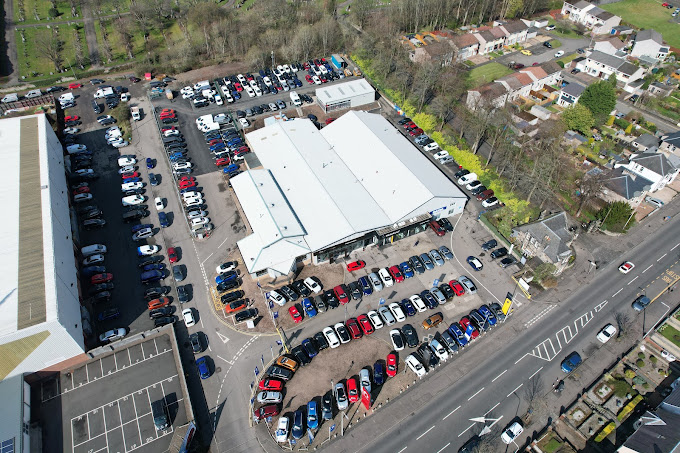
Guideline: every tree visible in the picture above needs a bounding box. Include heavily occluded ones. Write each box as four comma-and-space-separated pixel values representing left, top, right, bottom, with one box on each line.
352, 0, 374, 28
579, 80, 617, 124
562, 103, 594, 136
35, 29, 63, 72
614, 311, 633, 338
596, 201, 635, 233
575, 172, 605, 217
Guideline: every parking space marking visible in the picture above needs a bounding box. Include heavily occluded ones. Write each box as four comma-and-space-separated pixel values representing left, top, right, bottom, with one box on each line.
443, 405, 461, 420
458, 423, 475, 437
484, 402, 500, 416
397, 447, 408, 453
671, 243, 680, 251
628, 276, 639, 285
612, 288, 623, 297
492, 369, 507, 382
657, 253, 667, 262
643, 265, 653, 273
435, 442, 450, 453
467, 387, 484, 401
528, 367, 543, 380
416, 425, 435, 440
507, 383, 523, 398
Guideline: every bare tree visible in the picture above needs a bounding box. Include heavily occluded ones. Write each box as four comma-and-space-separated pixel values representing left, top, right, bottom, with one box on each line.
412, 61, 442, 112
35, 29, 63, 72
99, 20, 113, 62
352, 0, 374, 29
116, 17, 135, 60
614, 311, 632, 338
575, 172, 606, 217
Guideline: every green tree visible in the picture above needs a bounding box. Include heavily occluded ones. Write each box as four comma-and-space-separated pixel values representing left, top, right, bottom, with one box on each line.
580, 80, 617, 124
596, 201, 635, 233
562, 104, 594, 135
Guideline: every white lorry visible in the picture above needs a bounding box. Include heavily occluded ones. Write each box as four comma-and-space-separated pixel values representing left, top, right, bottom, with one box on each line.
94, 87, 114, 99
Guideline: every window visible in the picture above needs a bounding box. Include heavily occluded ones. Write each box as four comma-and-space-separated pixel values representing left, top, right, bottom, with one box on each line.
1, 438, 14, 453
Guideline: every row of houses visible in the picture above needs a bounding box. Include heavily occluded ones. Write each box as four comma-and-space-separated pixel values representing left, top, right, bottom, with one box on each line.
560, 0, 621, 35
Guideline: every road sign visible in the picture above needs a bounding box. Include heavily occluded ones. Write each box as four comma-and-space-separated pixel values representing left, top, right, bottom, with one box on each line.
290, 439, 296, 445
268, 301, 274, 309
464, 324, 475, 339
264, 291, 270, 299
273, 311, 279, 319
276, 340, 283, 345
433, 278, 439, 287
330, 424, 336, 433
254, 366, 259, 376
257, 282, 262, 288
266, 416, 272, 423
261, 355, 264, 366
250, 381, 254, 390
379, 298, 386, 306
250, 397, 255, 404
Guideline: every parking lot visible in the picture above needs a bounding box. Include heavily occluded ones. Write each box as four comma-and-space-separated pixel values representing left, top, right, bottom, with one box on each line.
37, 331, 191, 453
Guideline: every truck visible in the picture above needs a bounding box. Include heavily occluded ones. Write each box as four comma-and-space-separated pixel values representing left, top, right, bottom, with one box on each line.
193, 80, 210, 91
131, 106, 141, 121
289, 91, 301, 107
331, 54, 346, 70
94, 87, 114, 99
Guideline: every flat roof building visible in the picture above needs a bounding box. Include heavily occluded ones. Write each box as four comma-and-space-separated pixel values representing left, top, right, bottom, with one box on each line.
315, 78, 376, 113
233, 110, 467, 278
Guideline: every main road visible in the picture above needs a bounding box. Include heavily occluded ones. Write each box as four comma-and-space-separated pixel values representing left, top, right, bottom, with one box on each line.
321, 214, 680, 453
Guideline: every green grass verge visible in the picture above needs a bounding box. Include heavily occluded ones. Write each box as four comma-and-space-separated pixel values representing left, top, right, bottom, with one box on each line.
467, 62, 513, 87
544, 438, 563, 453
546, 17, 581, 39
557, 53, 579, 66
550, 39, 562, 48
13, 0, 80, 25
16, 25, 85, 80
659, 323, 680, 348
602, 0, 680, 48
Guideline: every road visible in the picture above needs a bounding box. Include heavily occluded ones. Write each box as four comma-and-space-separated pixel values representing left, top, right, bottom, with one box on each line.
318, 213, 680, 453
614, 99, 679, 134
492, 34, 589, 67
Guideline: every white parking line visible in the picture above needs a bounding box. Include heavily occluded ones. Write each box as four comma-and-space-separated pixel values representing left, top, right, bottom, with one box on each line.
672, 243, 680, 251
216, 355, 234, 365
657, 253, 667, 262
612, 288, 623, 297
416, 425, 435, 440
643, 265, 653, 273
468, 387, 484, 401
443, 405, 461, 420
529, 366, 543, 380
507, 383, 523, 398
484, 402, 500, 415
397, 447, 408, 453
492, 369, 507, 382
435, 442, 451, 453
458, 423, 475, 437
627, 276, 639, 285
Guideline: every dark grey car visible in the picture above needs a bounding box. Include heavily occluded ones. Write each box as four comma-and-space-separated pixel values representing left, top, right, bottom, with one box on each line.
172, 265, 185, 282
419, 253, 435, 270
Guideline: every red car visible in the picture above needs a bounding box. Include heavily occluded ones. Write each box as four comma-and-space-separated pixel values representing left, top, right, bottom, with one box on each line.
345, 318, 363, 339
429, 220, 445, 237
234, 149, 250, 156
179, 175, 195, 182
215, 158, 231, 167
160, 108, 175, 115
91, 273, 113, 284
460, 316, 479, 340
68, 83, 82, 89
448, 280, 465, 297
160, 113, 176, 120
73, 187, 90, 195
208, 139, 223, 146
409, 128, 424, 136
223, 299, 247, 314
386, 353, 398, 377
234, 82, 243, 91
179, 180, 197, 189
325, 118, 336, 125
303, 62, 310, 70
305, 74, 314, 84
148, 297, 170, 310
662, 2, 670, 6
237, 146, 250, 154
161, 126, 177, 132
121, 172, 140, 179
333, 285, 349, 305
357, 314, 375, 335
168, 247, 178, 263
288, 304, 303, 323
319, 75, 328, 83
65, 115, 80, 122
346, 260, 366, 272
258, 378, 284, 391
403, 122, 416, 129
347, 377, 359, 403
388, 266, 404, 283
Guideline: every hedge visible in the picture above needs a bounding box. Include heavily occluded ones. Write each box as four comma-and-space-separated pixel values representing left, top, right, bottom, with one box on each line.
617, 394, 643, 421
614, 118, 630, 129
594, 421, 616, 442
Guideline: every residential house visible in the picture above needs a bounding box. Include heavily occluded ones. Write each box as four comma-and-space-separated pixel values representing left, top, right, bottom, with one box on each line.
630, 29, 669, 62
409, 41, 455, 66
578, 50, 645, 88
631, 133, 660, 152
593, 37, 626, 56
601, 169, 651, 206
474, 29, 503, 55
618, 385, 680, 453
520, 18, 549, 28
561, 0, 621, 34
511, 212, 574, 274
614, 152, 679, 192
647, 82, 674, 97
466, 62, 562, 110
556, 81, 587, 107
611, 25, 634, 36
450, 34, 480, 61
660, 131, 680, 156
499, 21, 529, 45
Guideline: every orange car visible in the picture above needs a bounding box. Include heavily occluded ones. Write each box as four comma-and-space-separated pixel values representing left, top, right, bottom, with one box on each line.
148, 297, 170, 310
223, 299, 247, 314
422, 312, 443, 330
276, 356, 299, 372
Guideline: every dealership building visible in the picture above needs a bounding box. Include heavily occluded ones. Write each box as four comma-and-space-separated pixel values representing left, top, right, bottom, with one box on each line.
232, 110, 467, 278
315, 78, 376, 113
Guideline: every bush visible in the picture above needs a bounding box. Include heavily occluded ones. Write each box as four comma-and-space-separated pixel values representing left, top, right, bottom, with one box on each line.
594, 422, 616, 442
614, 118, 630, 129
659, 368, 668, 376
609, 378, 635, 397
645, 122, 657, 133
624, 369, 635, 379
606, 115, 615, 126
48, 7, 59, 17
638, 352, 645, 359
650, 355, 657, 364
617, 394, 643, 421
557, 61, 565, 68
636, 359, 645, 367
625, 124, 633, 134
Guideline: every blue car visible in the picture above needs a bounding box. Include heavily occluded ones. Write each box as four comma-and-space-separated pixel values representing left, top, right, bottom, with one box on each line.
143, 263, 165, 272
227, 139, 243, 147
149, 173, 159, 186
302, 338, 318, 358
307, 400, 319, 430
302, 297, 317, 317
97, 307, 120, 321
131, 223, 153, 233
123, 177, 142, 183
232, 91, 241, 100
561, 352, 582, 373
358, 276, 373, 295
158, 212, 169, 228
478, 305, 497, 326
400, 298, 416, 317
467, 256, 483, 271
292, 410, 304, 439
146, 158, 155, 169
140, 270, 163, 284
216, 271, 238, 284
374, 361, 385, 385
448, 322, 468, 347
420, 290, 438, 309
82, 266, 106, 277
269, 85, 278, 94
210, 144, 226, 152
196, 356, 211, 379
399, 262, 414, 279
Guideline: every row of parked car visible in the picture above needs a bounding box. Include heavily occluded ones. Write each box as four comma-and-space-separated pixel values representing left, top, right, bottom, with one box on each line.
196, 115, 250, 176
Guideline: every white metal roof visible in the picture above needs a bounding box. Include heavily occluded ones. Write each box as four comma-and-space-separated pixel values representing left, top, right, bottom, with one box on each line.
316, 78, 375, 105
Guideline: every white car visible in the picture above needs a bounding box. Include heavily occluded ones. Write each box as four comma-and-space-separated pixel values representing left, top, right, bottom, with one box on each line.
409, 295, 427, 312
82, 254, 104, 266
423, 142, 440, 152
97, 115, 114, 124
111, 140, 129, 148
275, 416, 289, 443
182, 190, 201, 199
187, 210, 207, 220
429, 339, 449, 361
269, 290, 287, 306
661, 350, 676, 362
137, 244, 160, 255
322, 326, 341, 348
66, 144, 87, 152
303, 277, 322, 294
214, 95, 223, 105
263, 77, 272, 87
216, 262, 236, 274
185, 198, 203, 207
359, 368, 371, 394
99, 328, 126, 343
367, 310, 384, 329
118, 165, 136, 174
554, 50, 564, 58
334, 322, 351, 344
239, 118, 251, 128
388, 303, 406, 323
405, 354, 426, 377
244, 86, 255, 97
236, 74, 246, 84
173, 162, 192, 170
378, 306, 396, 326
378, 268, 394, 287
191, 217, 210, 226
64, 127, 80, 134
132, 228, 153, 241
121, 182, 143, 191
433, 150, 449, 160
182, 91, 194, 99
180, 86, 194, 95
118, 156, 136, 167
482, 197, 499, 208
458, 173, 477, 185
155, 197, 164, 210
618, 262, 634, 274
182, 308, 196, 327
253, 86, 262, 97
257, 391, 283, 404
312, 75, 321, 85
163, 129, 180, 137
390, 329, 404, 351
596, 324, 617, 343
122, 195, 145, 206
74, 193, 93, 203
501, 422, 524, 444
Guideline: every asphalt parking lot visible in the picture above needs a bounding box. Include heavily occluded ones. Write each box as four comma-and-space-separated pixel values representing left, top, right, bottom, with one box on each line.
37, 331, 191, 453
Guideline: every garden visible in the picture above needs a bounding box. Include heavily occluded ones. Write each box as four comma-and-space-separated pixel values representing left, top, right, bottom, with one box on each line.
15, 25, 87, 80
467, 62, 513, 87
602, 0, 680, 48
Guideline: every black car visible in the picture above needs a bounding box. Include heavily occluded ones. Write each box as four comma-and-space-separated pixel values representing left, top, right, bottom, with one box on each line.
177, 285, 190, 303
470, 185, 487, 195
92, 101, 103, 114
266, 365, 293, 381
65, 120, 81, 127
491, 247, 508, 259
454, 169, 470, 179
481, 239, 498, 251
421, 290, 438, 309
489, 302, 506, 322
291, 346, 311, 366
500, 257, 516, 268
439, 284, 455, 300
314, 296, 327, 313
291, 280, 311, 297
543, 41, 552, 48
81, 209, 103, 220
234, 308, 258, 323
313, 331, 329, 351
418, 343, 438, 369
221, 290, 245, 304
83, 219, 106, 230
469, 309, 489, 332
144, 286, 169, 300
154, 316, 176, 327
402, 323, 419, 348
190, 333, 203, 353
280, 285, 298, 301
438, 217, 454, 231
217, 280, 240, 292
235, 110, 246, 119
322, 290, 339, 309
92, 291, 111, 303
459, 436, 481, 453
409, 255, 426, 274
46, 85, 66, 93
302, 339, 319, 358
149, 306, 175, 318
439, 331, 459, 354
172, 265, 185, 282
89, 282, 113, 295
90, 78, 105, 85
348, 281, 362, 300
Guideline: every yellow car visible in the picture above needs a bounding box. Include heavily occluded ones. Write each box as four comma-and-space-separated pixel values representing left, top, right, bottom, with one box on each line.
520, 49, 532, 56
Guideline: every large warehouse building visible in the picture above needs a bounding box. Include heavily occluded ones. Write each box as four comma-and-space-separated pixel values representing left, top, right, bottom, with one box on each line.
232, 110, 467, 278
0, 114, 86, 453
315, 78, 376, 113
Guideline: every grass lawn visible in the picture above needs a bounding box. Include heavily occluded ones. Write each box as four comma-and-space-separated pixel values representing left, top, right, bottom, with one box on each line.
13, 0, 80, 25
467, 62, 513, 87
602, 0, 680, 48
94, 18, 172, 66
557, 53, 579, 66
550, 39, 562, 48
16, 25, 85, 79
647, 97, 680, 122
546, 17, 582, 39
659, 323, 680, 348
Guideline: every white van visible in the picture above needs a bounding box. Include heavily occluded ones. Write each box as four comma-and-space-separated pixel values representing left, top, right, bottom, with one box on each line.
290, 91, 302, 107
93, 87, 114, 99
25, 89, 42, 99
82, 244, 107, 256
1, 93, 18, 103
194, 80, 210, 91
59, 92, 75, 103
458, 173, 477, 185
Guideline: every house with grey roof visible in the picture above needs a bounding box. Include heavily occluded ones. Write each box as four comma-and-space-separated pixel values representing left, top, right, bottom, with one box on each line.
614, 152, 679, 192
593, 37, 626, 56
499, 21, 529, 45
618, 385, 680, 453
601, 168, 651, 205
660, 131, 680, 157
556, 81, 587, 107
561, 0, 621, 34
631, 133, 660, 152
511, 212, 574, 273
648, 82, 674, 97
630, 29, 669, 62
578, 50, 645, 88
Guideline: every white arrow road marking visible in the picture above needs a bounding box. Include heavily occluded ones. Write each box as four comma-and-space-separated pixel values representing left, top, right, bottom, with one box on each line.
216, 332, 230, 343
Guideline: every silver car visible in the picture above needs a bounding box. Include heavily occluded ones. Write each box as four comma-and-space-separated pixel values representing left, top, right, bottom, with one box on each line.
378, 306, 396, 326
257, 391, 283, 404
430, 288, 446, 304
419, 253, 434, 270
359, 368, 372, 394
429, 249, 445, 266
458, 275, 477, 294
439, 246, 454, 260
335, 383, 348, 410
368, 272, 383, 291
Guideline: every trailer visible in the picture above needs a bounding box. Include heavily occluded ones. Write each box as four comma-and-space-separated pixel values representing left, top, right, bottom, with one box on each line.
331, 54, 347, 70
